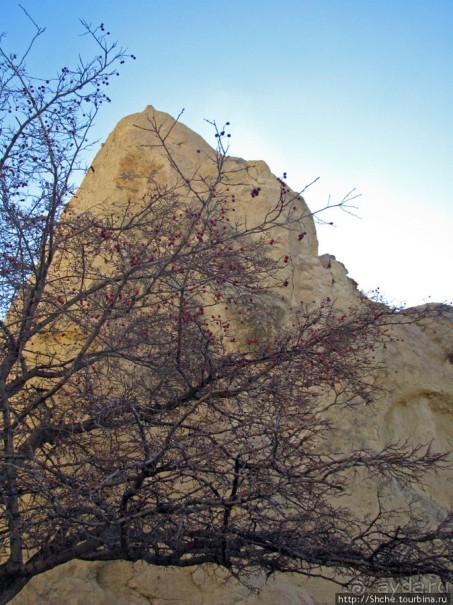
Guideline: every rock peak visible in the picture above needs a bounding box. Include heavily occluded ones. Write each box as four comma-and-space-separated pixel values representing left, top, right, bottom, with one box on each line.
11, 106, 452, 605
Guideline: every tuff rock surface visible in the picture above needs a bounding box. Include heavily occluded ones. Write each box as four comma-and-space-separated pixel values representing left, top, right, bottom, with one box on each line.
11, 107, 452, 605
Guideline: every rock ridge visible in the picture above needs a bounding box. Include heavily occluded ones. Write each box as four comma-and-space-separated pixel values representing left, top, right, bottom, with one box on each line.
11, 106, 452, 605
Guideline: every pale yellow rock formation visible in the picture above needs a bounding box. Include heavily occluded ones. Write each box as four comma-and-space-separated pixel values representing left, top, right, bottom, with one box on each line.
11, 107, 452, 605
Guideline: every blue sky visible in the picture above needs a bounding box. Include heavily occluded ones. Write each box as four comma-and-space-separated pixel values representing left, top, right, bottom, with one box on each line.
3, 0, 452, 305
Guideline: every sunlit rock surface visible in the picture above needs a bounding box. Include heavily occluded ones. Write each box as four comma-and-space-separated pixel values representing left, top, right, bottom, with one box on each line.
12, 107, 452, 605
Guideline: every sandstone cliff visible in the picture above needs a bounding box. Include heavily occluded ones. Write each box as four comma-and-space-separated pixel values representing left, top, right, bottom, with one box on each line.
11, 107, 452, 605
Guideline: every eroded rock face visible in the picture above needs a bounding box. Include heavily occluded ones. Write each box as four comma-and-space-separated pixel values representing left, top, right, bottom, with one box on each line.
11, 107, 452, 605
65, 106, 358, 308
10, 559, 335, 605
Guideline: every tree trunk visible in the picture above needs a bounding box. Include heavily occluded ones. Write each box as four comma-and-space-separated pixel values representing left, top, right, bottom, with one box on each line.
0, 575, 30, 605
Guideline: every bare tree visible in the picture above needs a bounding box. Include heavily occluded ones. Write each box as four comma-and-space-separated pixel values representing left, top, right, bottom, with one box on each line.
0, 17, 451, 605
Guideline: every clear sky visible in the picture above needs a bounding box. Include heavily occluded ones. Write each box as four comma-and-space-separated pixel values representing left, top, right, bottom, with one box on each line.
3, 0, 452, 306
